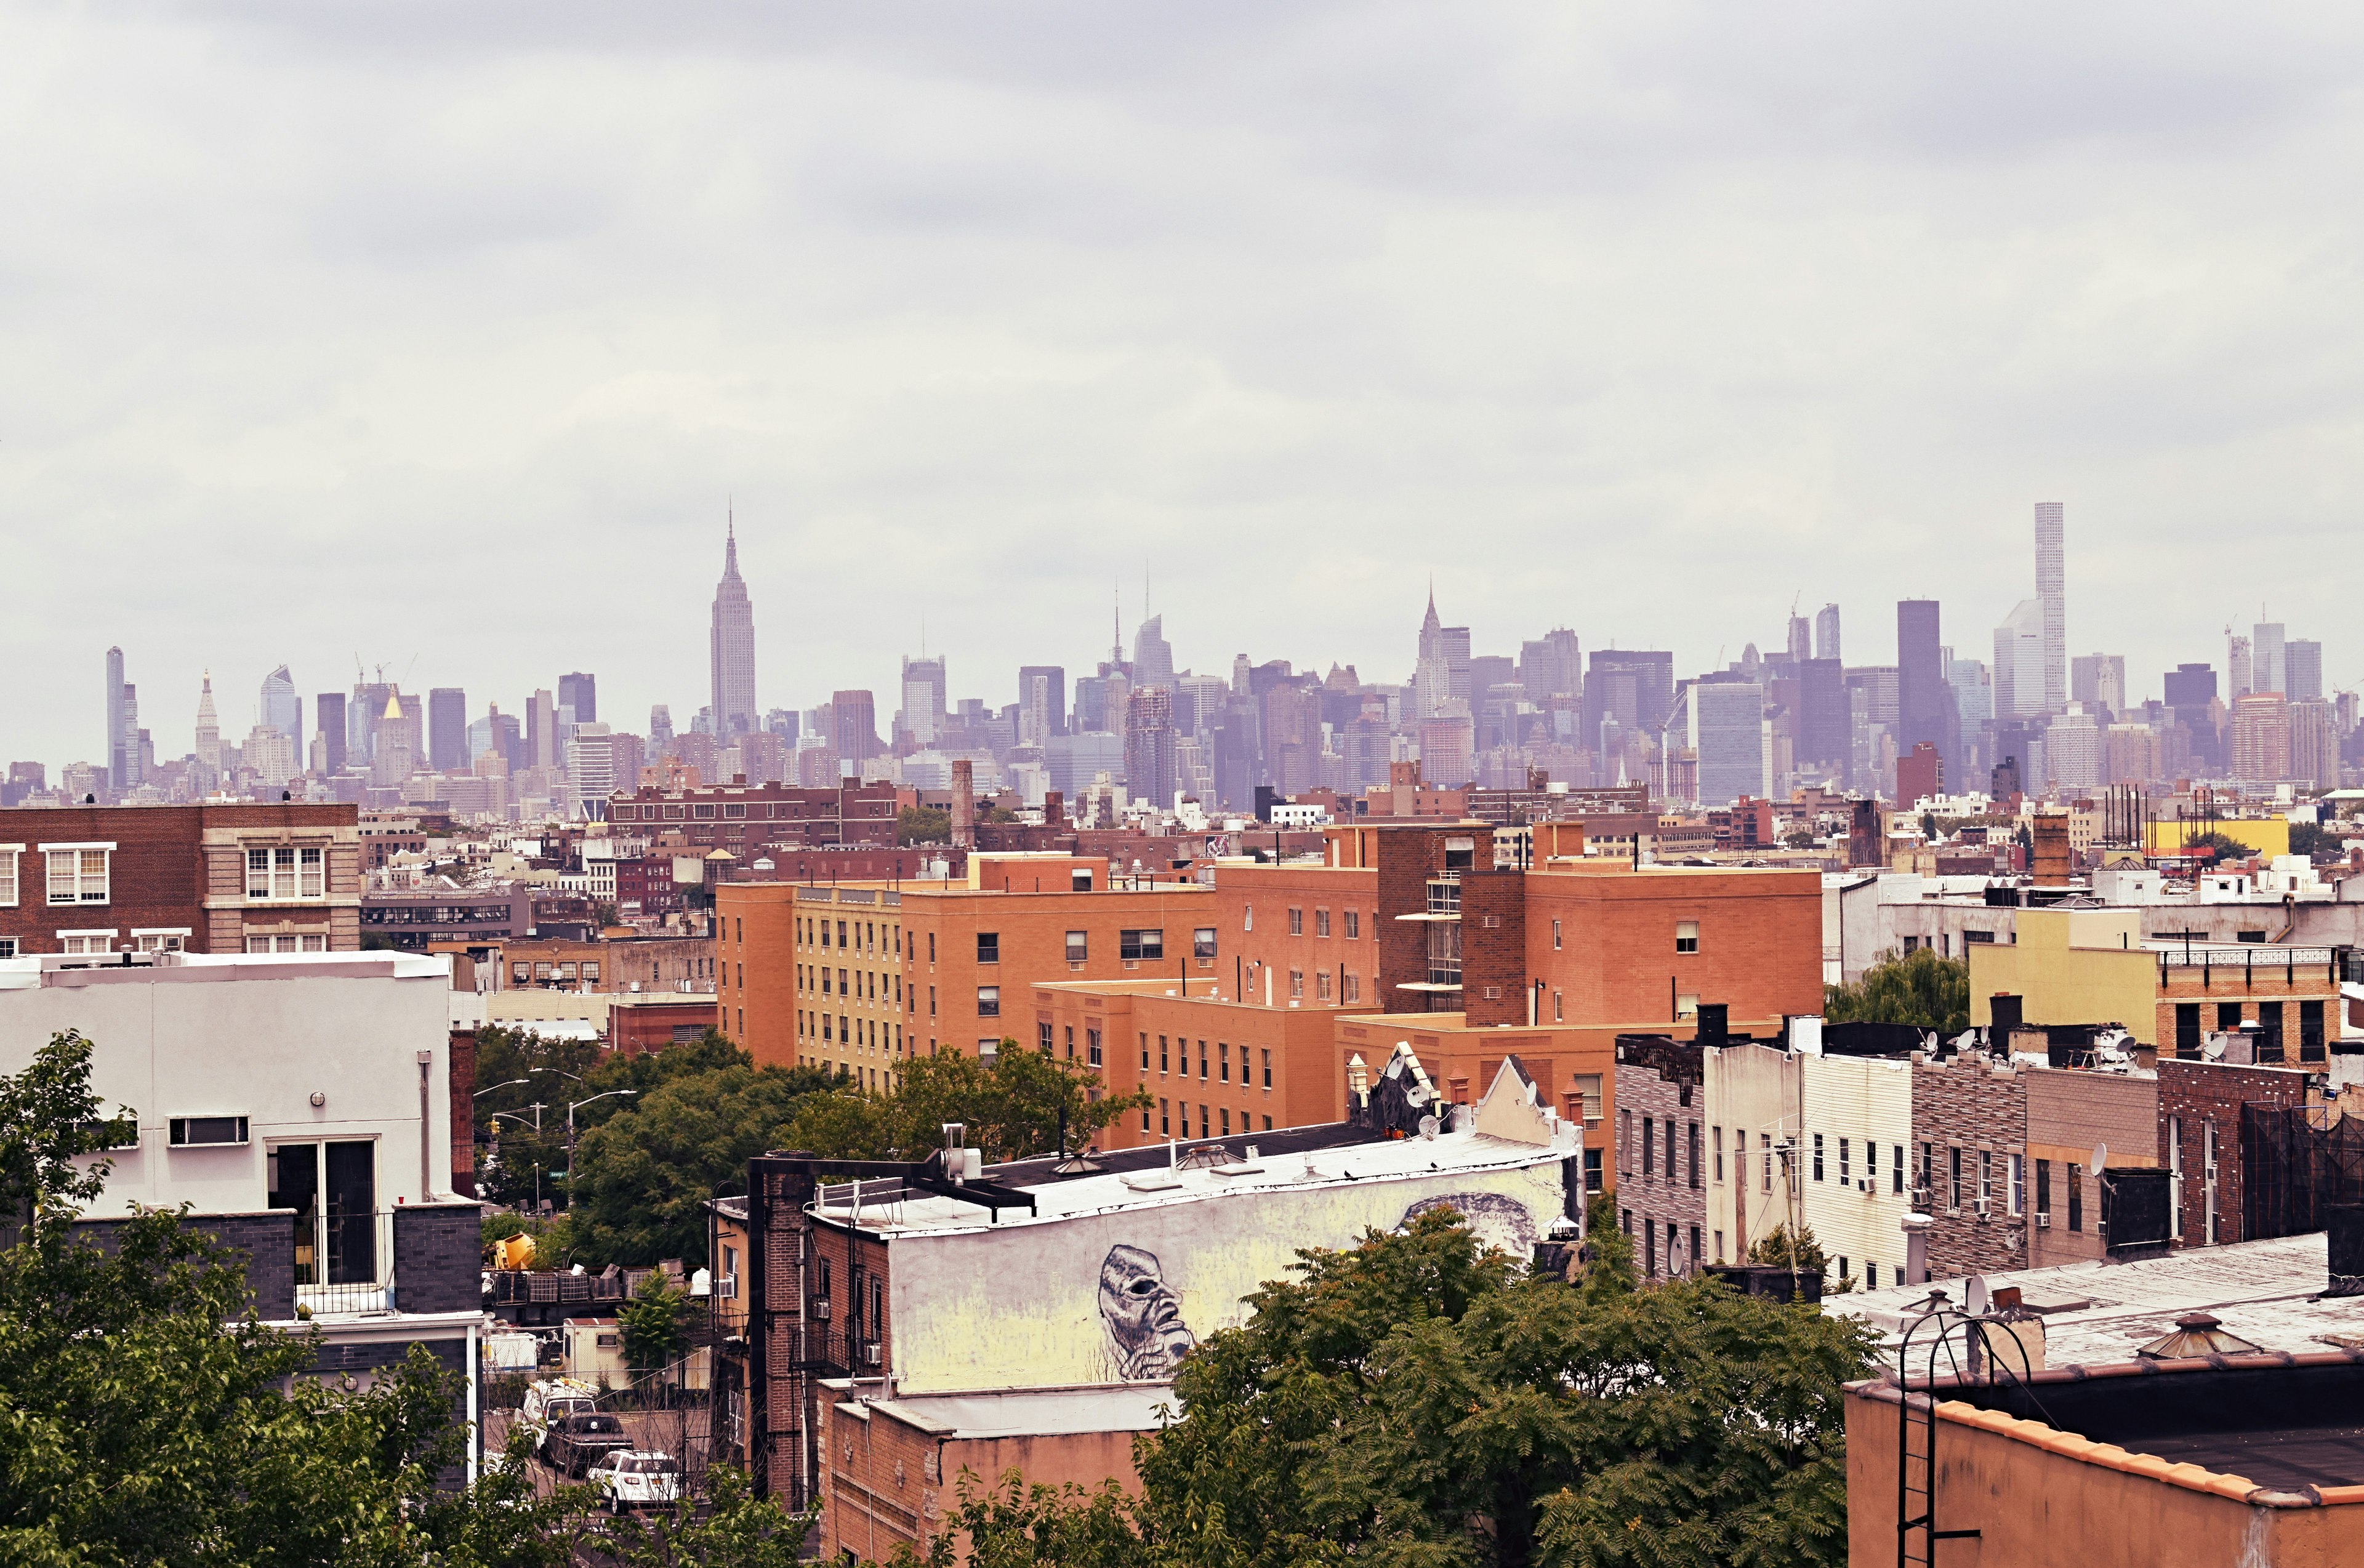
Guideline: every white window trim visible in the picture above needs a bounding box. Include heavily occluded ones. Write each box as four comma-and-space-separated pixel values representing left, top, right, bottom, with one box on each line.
130, 927, 191, 938
36, 841, 119, 853
0, 843, 22, 909
55, 928, 120, 939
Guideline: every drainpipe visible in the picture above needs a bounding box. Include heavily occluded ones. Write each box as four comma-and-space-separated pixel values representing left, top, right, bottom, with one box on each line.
417, 1049, 434, 1200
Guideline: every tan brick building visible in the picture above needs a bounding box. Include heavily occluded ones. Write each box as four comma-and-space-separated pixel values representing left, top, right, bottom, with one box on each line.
0, 803, 362, 957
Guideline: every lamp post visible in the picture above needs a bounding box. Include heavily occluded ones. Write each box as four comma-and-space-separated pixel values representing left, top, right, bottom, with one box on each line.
561, 1090, 638, 1208
473, 1077, 533, 1098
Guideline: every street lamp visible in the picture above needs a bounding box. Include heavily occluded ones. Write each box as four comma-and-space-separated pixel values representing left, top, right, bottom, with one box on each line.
567, 1090, 637, 1135
474, 1078, 533, 1098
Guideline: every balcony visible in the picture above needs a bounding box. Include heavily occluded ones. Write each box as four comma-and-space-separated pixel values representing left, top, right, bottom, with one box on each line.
1396, 878, 1463, 922
293, 1210, 396, 1316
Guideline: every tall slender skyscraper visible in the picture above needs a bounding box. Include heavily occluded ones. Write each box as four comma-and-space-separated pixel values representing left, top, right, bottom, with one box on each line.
1814, 604, 1842, 662
260, 665, 301, 760
558, 672, 598, 726
428, 687, 469, 771
2035, 502, 2066, 712
1897, 600, 1952, 781
104, 647, 130, 790
2253, 622, 2286, 697
710, 519, 757, 738
315, 691, 347, 774
194, 672, 222, 776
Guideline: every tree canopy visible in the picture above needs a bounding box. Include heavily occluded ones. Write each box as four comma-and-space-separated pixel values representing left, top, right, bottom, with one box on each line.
882, 1197, 1872, 1568
1822, 948, 1969, 1036
782, 1044, 1148, 1164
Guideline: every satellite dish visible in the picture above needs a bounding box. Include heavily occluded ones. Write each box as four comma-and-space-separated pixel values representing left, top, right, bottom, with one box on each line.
2091, 1143, 2108, 1175
1417, 1114, 1439, 1141
1966, 1274, 1990, 1314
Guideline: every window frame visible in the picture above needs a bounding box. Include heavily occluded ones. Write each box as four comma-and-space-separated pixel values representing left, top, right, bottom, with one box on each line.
0, 844, 21, 908
1119, 928, 1165, 962
41, 842, 115, 907
976, 986, 1000, 1017
1674, 919, 1700, 954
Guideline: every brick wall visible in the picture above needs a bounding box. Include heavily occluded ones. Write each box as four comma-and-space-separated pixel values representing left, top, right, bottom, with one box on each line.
1460, 869, 1527, 1026
71, 1208, 297, 1319
393, 1202, 484, 1316
1614, 1038, 1707, 1277
1910, 1053, 2028, 1279
2157, 1059, 2313, 1248
448, 1029, 476, 1197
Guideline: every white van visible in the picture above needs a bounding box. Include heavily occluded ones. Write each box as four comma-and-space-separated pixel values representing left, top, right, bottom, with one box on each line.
517, 1376, 601, 1455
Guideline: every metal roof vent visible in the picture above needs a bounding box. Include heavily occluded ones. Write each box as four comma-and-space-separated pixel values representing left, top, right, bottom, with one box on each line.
2137, 1313, 2262, 1360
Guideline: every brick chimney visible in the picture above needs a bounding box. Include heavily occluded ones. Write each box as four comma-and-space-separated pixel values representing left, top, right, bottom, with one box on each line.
952, 759, 976, 851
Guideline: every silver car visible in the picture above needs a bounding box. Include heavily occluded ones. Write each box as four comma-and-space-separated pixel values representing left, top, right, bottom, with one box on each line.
587, 1450, 684, 1513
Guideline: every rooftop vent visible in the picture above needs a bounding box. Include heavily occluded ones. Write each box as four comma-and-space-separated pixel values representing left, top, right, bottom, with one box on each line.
2136, 1313, 2262, 1360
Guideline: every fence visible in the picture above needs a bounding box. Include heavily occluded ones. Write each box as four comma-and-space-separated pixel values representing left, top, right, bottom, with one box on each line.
2242, 1104, 2364, 1242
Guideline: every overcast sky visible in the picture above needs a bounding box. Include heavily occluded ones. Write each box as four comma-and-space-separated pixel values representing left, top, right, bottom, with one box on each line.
6, 2, 2362, 765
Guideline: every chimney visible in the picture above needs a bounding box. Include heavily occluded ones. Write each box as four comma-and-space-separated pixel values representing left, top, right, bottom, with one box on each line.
1043, 789, 1065, 830
951, 759, 976, 851
1695, 1003, 1728, 1048
2031, 812, 2073, 884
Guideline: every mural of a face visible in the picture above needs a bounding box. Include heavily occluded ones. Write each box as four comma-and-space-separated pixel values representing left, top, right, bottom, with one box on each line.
1098, 1244, 1196, 1380
1400, 1192, 1540, 1260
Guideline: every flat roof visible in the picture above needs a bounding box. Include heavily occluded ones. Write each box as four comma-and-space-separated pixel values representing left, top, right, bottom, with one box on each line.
0, 950, 451, 991
1831, 1232, 2364, 1366
832, 1383, 1176, 1439
808, 1121, 1568, 1238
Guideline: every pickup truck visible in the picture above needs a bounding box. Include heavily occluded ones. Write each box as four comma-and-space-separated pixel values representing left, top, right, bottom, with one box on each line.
545, 1412, 633, 1478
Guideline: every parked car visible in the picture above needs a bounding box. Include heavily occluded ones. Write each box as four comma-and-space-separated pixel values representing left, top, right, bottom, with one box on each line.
545, 1412, 633, 1478
518, 1377, 601, 1457
586, 1450, 684, 1513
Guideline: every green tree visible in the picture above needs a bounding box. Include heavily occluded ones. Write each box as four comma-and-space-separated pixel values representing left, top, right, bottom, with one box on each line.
2185, 830, 2254, 864
1120, 1198, 1868, 1568
1823, 948, 1969, 1035
898, 805, 952, 845
618, 1269, 691, 1378
784, 1046, 1149, 1164
2290, 821, 2326, 858
1747, 1221, 1849, 1291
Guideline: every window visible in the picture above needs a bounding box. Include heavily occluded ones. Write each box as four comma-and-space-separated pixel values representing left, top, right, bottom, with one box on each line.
1762, 1133, 1772, 1192
1918, 1141, 1932, 1196
1137, 1032, 1146, 1069
1159, 1035, 1169, 1074
1688, 1123, 1701, 1189
1066, 930, 1088, 963
1120, 929, 1164, 961
1838, 1138, 1850, 1183
1642, 1117, 1654, 1177
168, 1116, 249, 1147
1553, 990, 1564, 1022
0, 846, 18, 907
132, 929, 190, 953
1676, 992, 1698, 1019
1315, 971, 1332, 1001
1665, 1118, 1677, 1180
1948, 1148, 1963, 1211
1219, 1043, 1231, 1082
1979, 1149, 1993, 1206
1087, 1029, 1103, 1068
1159, 1099, 1170, 1135
246, 933, 324, 954
1552, 919, 1562, 950
58, 931, 116, 955
1343, 910, 1360, 939
1812, 1133, 1824, 1181
1197, 1042, 1210, 1080
1575, 1074, 1602, 1122
928, 932, 936, 962
1193, 927, 1217, 959
1243, 905, 1253, 931
1866, 1141, 1878, 1188
976, 987, 1000, 1016
1865, 1261, 1879, 1289
1287, 908, 1303, 936
928, 986, 936, 1016
1620, 1109, 1633, 1173
1343, 973, 1360, 1003
45, 846, 111, 906
977, 932, 999, 964
2009, 1154, 2024, 1215
0, 939, 14, 959
1289, 970, 1303, 999
1674, 919, 1699, 954
2036, 1158, 2051, 1217
1039, 1021, 1055, 1054
1315, 909, 1331, 938
1713, 1125, 1724, 1183
2067, 1164, 2084, 1232
1261, 1048, 1272, 1089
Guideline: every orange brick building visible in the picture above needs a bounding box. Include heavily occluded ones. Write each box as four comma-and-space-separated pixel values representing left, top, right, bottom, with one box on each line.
1033, 979, 1345, 1149
717, 858, 1216, 1084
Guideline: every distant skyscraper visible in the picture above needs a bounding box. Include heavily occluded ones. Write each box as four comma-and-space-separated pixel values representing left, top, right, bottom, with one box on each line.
315, 691, 347, 774
1132, 616, 1176, 691
831, 690, 879, 763
1785, 615, 1811, 664
1688, 678, 1768, 807
709, 520, 757, 738
1814, 604, 1842, 662
528, 690, 557, 771
1896, 600, 1953, 779
104, 647, 130, 790
2069, 654, 2126, 714
2253, 622, 2286, 696
1018, 665, 1067, 742
2230, 692, 2291, 784
1125, 686, 1179, 807
2163, 663, 2217, 710
119, 685, 142, 790
2287, 639, 2323, 702
428, 687, 468, 771
558, 672, 598, 726
1412, 591, 1471, 719
2035, 502, 2066, 711
1799, 658, 1847, 768
1993, 601, 2044, 718
1518, 629, 1581, 701
900, 656, 948, 746
1585, 650, 1675, 738
193, 672, 222, 776
649, 705, 674, 747
2228, 633, 2254, 699
260, 665, 301, 763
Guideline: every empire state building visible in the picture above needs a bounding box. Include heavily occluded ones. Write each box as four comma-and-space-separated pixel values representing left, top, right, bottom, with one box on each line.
710, 520, 757, 737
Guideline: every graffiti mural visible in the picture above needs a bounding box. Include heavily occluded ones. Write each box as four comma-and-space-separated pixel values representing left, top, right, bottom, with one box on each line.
1098, 1244, 1196, 1380
1399, 1191, 1540, 1260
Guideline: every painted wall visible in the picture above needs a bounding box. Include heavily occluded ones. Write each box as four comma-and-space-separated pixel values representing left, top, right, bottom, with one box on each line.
1971, 909, 2157, 1043
886, 1160, 1566, 1395
0, 954, 454, 1216
1702, 1040, 1798, 1266
1798, 1053, 1915, 1291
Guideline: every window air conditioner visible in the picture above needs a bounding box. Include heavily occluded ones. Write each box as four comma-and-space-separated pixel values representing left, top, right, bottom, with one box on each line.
1909, 1186, 1931, 1207
2034, 1213, 2051, 1229
1858, 1178, 1872, 1194
862, 1343, 882, 1367
1973, 1198, 1990, 1219
720, 1274, 738, 1301
813, 1299, 831, 1321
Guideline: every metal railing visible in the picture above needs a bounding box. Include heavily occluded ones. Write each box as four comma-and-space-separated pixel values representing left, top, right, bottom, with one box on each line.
1426, 963, 1463, 988
294, 1210, 396, 1315
2155, 944, 2335, 968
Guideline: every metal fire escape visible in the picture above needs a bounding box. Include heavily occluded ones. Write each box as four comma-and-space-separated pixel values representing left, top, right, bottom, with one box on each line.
1893, 1289, 2046, 1567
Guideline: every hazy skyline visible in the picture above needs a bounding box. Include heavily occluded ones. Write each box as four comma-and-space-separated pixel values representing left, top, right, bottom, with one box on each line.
8, 3, 2363, 765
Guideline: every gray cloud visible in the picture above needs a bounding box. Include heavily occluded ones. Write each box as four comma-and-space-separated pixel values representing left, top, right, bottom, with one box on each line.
6, 2, 2364, 765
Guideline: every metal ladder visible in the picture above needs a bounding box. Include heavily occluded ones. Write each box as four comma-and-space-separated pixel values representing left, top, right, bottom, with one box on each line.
1894, 1293, 2043, 1567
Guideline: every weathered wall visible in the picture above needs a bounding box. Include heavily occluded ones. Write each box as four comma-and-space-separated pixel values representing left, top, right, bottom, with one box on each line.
1910, 1053, 2029, 1279
886, 1159, 1565, 1395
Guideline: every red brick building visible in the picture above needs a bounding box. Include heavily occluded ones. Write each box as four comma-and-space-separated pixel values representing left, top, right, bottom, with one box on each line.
607, 779, 901, 857
2157, 1058, 2313, 1249
0, 803, 363, 957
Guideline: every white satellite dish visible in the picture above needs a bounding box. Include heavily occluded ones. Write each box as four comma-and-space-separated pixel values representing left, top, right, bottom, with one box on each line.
2091, 1143, 2108, 1175
1966, 1274, 1990, 1314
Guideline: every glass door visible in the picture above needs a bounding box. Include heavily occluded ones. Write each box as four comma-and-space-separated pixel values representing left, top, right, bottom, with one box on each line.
268, 1140, 377, 1286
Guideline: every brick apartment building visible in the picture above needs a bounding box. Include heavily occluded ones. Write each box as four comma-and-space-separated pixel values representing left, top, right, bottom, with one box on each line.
0, 803, 363, 957
606, 779, 901, 858
1615, 1034, 1708, 1279
2158, 1058, 2313, 1249
717, 859, 1216, 1079
1910, 1050, 2029, 1279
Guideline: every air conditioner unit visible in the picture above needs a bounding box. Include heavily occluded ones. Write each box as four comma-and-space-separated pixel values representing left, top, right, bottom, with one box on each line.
1973, 1198, 1991, 1219
1858, 1178, 1873, 1194
1909, 1186, 1931, 1207
720, 1274, 738, 1301
813, 1299, 831, 1321
2034, 1213, 2052, 1229
862, 1343, 883, 1367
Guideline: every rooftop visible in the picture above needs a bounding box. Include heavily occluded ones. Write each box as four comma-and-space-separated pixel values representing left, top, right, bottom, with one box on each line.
827, 1382, 1177, 1440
